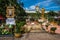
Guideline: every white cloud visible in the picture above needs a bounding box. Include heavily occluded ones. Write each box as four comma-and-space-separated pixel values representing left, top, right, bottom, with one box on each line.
27, 0, 53, 10
36, 0, 53, 7
24, 0, 58, 10
29, 5, 35, 10
25, 5, 36, 10
24, 7, 29, 10
25, 7, 29, 10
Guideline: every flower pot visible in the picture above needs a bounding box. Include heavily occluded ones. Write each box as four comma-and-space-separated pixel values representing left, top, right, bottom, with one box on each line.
14, 33, 21, 38
50, 27, 57, 34
50, 31, 55, 34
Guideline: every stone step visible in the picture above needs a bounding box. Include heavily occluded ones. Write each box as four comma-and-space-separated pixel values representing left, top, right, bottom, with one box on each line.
30, 29, 46, 33
30, 30, 41, 32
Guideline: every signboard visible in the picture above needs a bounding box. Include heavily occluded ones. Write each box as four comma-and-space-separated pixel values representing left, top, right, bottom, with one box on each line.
6, 18, 15, 25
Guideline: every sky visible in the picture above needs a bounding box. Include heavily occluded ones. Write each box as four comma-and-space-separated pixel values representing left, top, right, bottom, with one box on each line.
18, 0, 60, 11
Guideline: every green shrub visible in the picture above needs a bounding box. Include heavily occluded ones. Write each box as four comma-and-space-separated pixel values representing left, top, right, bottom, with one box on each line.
15, 21, 26, 33
50, 27, 57, 31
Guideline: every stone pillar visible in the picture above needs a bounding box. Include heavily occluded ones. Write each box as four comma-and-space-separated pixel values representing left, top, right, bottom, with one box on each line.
35, 6, 40, 12
41, 8, 45, 20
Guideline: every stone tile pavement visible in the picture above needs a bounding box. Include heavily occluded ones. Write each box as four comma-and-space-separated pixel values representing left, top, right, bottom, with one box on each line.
0, 33, 60, 40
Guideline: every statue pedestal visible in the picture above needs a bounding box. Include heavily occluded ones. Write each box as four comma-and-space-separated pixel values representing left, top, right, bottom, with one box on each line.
6, 18, 15, 25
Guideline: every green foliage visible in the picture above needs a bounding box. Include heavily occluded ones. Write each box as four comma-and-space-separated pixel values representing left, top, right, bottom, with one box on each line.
48, 11, 58, 17
0, 28, 2, 34
2, 29, 11, 35
15, 21, 26, 33
47, 11, 58, 22
16, 21, 26, 27
48, 17, 54, 22
50, 27, 57, 31
36, 11, 41, 18
0, 0, 27, 21
0, 28, 12, 35
27, 13, 41, 20
7, 24, 13, 28
44, 13, 48, 19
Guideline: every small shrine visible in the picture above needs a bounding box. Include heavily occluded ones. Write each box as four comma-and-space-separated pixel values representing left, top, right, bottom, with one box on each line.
6, 4, 15, 25
0, 4, 16, 35
6, 4, 15, 18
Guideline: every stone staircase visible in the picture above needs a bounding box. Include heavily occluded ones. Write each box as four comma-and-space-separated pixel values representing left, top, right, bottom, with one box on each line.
30, 27, 46, 33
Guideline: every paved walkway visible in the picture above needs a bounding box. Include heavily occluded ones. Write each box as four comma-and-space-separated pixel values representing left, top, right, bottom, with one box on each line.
55, 26, 60, 34
0, 33, 60, 40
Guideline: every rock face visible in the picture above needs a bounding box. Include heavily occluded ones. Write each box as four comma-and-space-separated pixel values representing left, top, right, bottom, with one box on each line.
23, 22, 42, 32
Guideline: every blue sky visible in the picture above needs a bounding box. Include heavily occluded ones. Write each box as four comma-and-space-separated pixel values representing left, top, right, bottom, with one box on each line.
18, 0, 60, 11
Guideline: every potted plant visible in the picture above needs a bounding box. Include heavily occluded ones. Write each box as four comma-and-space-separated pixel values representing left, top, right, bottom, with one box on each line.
14, 29, 22, 38
14, 21, 25, 38
50, 27, 57, 34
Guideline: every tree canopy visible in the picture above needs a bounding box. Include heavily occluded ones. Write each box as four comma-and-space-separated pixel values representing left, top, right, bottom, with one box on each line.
0, 0, 27, 21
